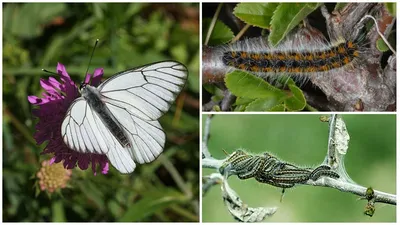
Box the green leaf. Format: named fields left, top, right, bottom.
left=225, top=70, right=285, bottom=99
left=376, top=32, right=395, bottom=53
left=385, top=3, right=396, bottom=16
left=376, top=38, right=389, bottom=52
left=203, top=83, right=216, bottom=95
left=233, top=3, right=279, bottom=28
left=245, top=97, right=283, bottom=111
left=203, top=18, right=234, bottom=46
left=235, top=97, right=255, bottom=106
left=234, top=104, right=247, bottom=112
left=269, top=3, right=321, bottom=46
left=269, top=104, right=285, bottom=111
left=284, top=84, right=306, bottom=111
left=119, top=188, right=186, bottom=222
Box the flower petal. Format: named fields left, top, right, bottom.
left=84, top=73, right=91, bottom=84
left=28, top=96, right=44, bottom=104
left=57, top=63, right=68, bottom=77
left=91, top=68, right=104, bottom=87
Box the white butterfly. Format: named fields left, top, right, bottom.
left=60, top=61, right=188, bottom=173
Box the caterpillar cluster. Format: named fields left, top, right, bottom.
left=220, top=149, right=340, bottom=189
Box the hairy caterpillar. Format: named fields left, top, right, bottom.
left=220, top=149, right=340, bottom=189
left=203, top=7, right=367, bottom=84
left=221, top=35, right=363, bottom=86
left=202, top=3, right=396, bottom=111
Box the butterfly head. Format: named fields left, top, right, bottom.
left=79, top=82, right=88, bottom=91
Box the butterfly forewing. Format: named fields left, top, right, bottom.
left=98, top=61, right=188, bottom=120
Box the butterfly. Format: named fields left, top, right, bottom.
left=60, top=61, right=188, bottom=173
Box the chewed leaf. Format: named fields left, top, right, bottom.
left=233, top=3, right=279, bottom=29
left=225, top=70, right=285, bottom=99
left=203, top=18, right=234, bottom=46
left=269, top=3, right=321, bottom=46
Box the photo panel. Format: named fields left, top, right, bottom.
left=202, top=114, right=396, bottom=222
left=3, top=2, right=199, bottom=222
left=202, top=3, right=396, bottom=112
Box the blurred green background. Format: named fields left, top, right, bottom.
left=3, top=3, right=199, bottom=222
left=202, top=114, right=396, bottom=222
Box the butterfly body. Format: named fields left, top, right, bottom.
left=81, top=84, right=131, bottom=148
left=60, top=61, right=188, bottom=173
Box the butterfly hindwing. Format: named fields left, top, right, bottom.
left=105, top=102, right=166, bottom=164
left=61, top=98, right=136, bottom=173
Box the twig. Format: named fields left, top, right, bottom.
left=202, top=115, right=213, bottom=159
left=305, top=176, right=395, bottom=205
left=202, top=99, right=219, bottom=112
left=231, top=24, right=251, bottom=42
left=220, top=90, right=236, bottom=111
left=204, top=3, right=223, bottom=45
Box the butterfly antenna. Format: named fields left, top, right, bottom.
left=84, top=39, right=99, bottom=81
left=222, top=148, right=229, bottom=156
left=42, top=69, right=59, bottom=76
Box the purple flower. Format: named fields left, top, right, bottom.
left=28, top=63, right=109, bottom=175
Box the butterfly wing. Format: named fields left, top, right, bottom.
left=61, top=97, right=136, bottom=173
left=98, top=61, right=188, bottom=164
left=105, top=103, right=166, bottom=164
left=98, top=61, right=188, bottom=120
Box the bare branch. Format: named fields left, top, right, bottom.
left=305, top=177, right=395, bottom=205
left=220, top=90, right=236, bottom=111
